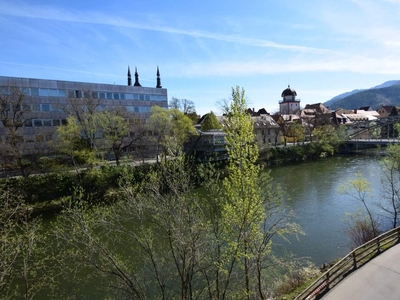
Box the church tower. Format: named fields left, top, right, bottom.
left=134, top=67, right=142, bottom=87
left=279, top=85, right=300, bottom=114
left=156, top=66, right=162, bottom=88
left=127, top=66, right=132, bottom=86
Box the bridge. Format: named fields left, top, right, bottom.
left=347, top=115, right=400, bottom=140
left=295, top=226, right=400, bottom=299
left=344, top=138, right=400, bottom=151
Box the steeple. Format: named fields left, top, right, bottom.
left=134, top=67, right=142, bottom=87
left=127, top=66, right=132, bottom=86
left=156, top=66, right=162, bottom=88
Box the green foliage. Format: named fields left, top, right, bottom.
left=147, top=106, right=198, bottom=160
left=0, top=188, right=55, bottom=299
left=286, top=122, right=304, bottom=143
left=379, top=144, right=400, bottom=228
left=338, top=172, right=380, bottom=238
left=201, top=111, right=222, bottom=132
left=51, top=116, right=96, bottom=168
left=218, top=86, right=301, bottom=299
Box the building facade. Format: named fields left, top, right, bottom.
left=0, top=67, right=168, bottom=159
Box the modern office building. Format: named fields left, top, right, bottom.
left=0, top=67, right=168, bottom=158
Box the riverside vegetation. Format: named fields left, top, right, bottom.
left=4, top=86, right=399, bottom=299
left=0, top=87, right=304, bottom=299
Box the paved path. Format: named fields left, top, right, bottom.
left=322, top=243, right=400, bottom=300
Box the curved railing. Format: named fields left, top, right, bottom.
left=295, top=226, right=400, bottom=300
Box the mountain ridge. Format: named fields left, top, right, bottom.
left=323, top=80, right=400, bottom=110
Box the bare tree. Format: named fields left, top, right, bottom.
left=0, top=85, right=41, bottom=177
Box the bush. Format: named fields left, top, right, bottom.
left=344, top=213, right=381, bottom=249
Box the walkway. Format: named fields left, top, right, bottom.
left=322, top=243, right=400, bottom=299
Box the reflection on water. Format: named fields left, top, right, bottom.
left=268, top=155, right=387, bottom=266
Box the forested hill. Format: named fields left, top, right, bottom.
left=324, top=82, right=400, bottom=110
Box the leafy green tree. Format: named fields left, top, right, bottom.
left=338, top=172, right=380, bottom=241
left=312, top=124, right=345, bottom=156
left=169, top=97, right=198, bottom=123
left=201, top=111, right=222, bottom=132
left=147, top=106, right=197, bottom=162
left=97, top=111, right=130, bottom=165
left=286, top=122, right=304, bottom=144
left=50, top=116, right=96, bottom=171
left=217, top=86, right=300, bottom=299
left=379, top=144, right=400, bottom=228
left=0, top=186, right=54, bottom=299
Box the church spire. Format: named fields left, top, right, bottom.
left=127, top=66, right=132, bottom=86
left=134, top=67, right=142, bottom=87
left=156, top=66, right=162, bottom=88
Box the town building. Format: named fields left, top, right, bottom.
left=0, top=67, right=168, bottom=159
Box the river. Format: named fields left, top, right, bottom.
left=269, top=154, right=389, bottom=266
left=34, top=153, right=389, bottom=298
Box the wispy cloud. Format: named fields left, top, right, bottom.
left=0, top=1, right=340, bottom=56
left=0, top=61, right=124, bottom=79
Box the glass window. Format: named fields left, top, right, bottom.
left=24, top=119, right=32, bottom=127
left=34, top=119, right=42, bottom=127
left=84, top=91, right=91, bottom=99
left=30, top=88, right=39, bottom=96
left=139, top=107, right=150, bottom=113
left=99, top=92, right=106, bottom=99
left=125, top=93, right=133, bottom=100
left=145, top=95, right=150, bottom=101
left=92, top=91, right=98, bottom=99
left=41, top=104, right=51, bottom=112
left=75, top=90, right=82, bottom=98
left=120, top=93, right=126, bottom=100
left=32, top=104, right=40, bottom=112
left=133, top=94, right=139, bottom=100
left=96, top=104, right=106, bottom=111
left=139, top=94, right=145, bottom=101
left=58, top=90, right=67, bottom=97
left=43, top=119, right=52, bottom=126
left=113, top=93, right=120, bottom=100
left=126, top=106, right=135, bottom=112
left=1, top=87, right=9, bottom=95
left=61, top=119, right=67, bottom=125
left=134, top=107, right=139, bottom=113
left=53, top=119, right=61, bottom=126
left=48, top=89, right=58, bottom=97
left=39, top=88, right=48, bottom=96
left=22, top=88, right=30, bottom=96
left=51, top=105, right=61, bottom=112
left=106, top=92, right=113, bottom=100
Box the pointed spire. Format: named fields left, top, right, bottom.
left=134, top=67, right=142, bottom=87
left=156, top=66, right=162, bottom=88
left=127, top=66, right=132, bottom=86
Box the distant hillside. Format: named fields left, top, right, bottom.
left=324, top=81, right=400, bottom=110
left=324, top=89, right=365, bottom=108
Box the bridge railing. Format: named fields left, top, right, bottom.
left=295, top=226, right=400, bottom=300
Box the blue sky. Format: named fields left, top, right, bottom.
left=1, top=0, right=400, bottom=115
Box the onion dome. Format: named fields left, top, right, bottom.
left=281, top=85, right=297, bottom=97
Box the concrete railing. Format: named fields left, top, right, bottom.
left=295, top=226, right=400, bottom=300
